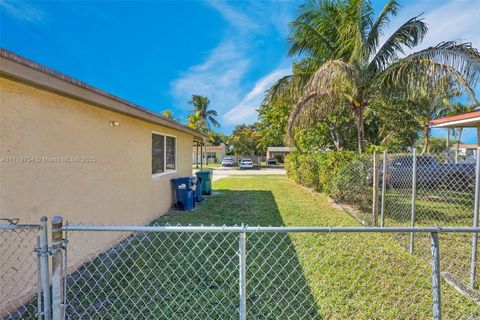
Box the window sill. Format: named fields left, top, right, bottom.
left=152, top=170, right=177, bottom=180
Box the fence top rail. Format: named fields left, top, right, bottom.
left=62, top=225, right=480, bottom=234
left=0, top=223, right=40, bottom=230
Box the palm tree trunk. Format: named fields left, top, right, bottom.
left=446, top=128, right=451, bottom=150
left=421, top=125, right=430, bottom=154
left=456, top=128, right=463, bottom=153
left=353, top=106, right=365, bottom=153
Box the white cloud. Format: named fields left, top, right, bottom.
left=171, top=41, right=251, bottom=114
left=205, top=0, right=259, bottom=32
left=0, top=0, right=46, bottom=24
left=223, top=67, right=291, bottom=124
left=380, top=0, right=480, bottom=55
left=170, top=1, right=295, bottom=132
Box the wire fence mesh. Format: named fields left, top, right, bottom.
left=0, top=225, right=40, bottom=320
left=382, top=151, right=476, bottom=227
left=60, top=225, right=478, bottom=319
left=325, top=149, right=479, bottom=300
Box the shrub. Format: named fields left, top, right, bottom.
left=285, top=151, right=373, bottom=211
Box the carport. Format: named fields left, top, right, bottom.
left=429, top=110, right=480, bottom=159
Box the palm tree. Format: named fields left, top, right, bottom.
left=188, top=95, right=220, bottom=131
left=275, top=0, right=480, bottom=153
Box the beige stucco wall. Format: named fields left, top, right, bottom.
left=0, top=77, right=194, bottom=314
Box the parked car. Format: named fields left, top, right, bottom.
left=239, top=158, right=254, bottom=170
left=387, top=155, right=475, bottom=190
left=221, top=156, right=235, bottom=167
left=266, top=158, right=277, bottom=165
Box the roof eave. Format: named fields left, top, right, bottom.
left=0, top=49, right=209, bottom=140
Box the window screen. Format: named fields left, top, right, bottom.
left=152, top=134, right=165, bottom=174
left=166, top=136, right=176, bottom=170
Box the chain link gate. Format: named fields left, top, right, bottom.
left=0, top=217, right=66, bottom=320
left=3, top=218, right=480, bottom=319
left=59, top=223, right=480, bottom=319
left=0, top=220, right=41, bottom=319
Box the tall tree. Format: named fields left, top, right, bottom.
left=228, top=124, right=262, bottom=155
left=188, top=95, right=220, bottom=131
left=274, top=0, right=480, bottom=153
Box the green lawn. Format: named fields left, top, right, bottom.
left=193, top=163, right=222, bottom=170
left=63, top=175, right=476, bottom=319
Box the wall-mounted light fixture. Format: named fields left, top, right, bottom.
left=110, top=121, right=120, bottom=127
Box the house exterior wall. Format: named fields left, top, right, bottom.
left=192, top=147, right=226, bottom=164
left=0, top=77, right=194, bottom=312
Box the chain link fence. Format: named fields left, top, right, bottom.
left=0, top=223, right=41, bottom=320
left=58, top=224, right=479, bottom=319
left=2, top=219, right=480, bottom=319
left=380, top=150, right=477, bottom=227
left=328, top=149, right=479, bottom=297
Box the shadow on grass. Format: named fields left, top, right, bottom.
left=60, top=190, right=322, bottom=319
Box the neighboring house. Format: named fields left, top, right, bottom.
left=429, top=110, right=480, bottom=146
left=448, top=144, right=478, bottom=157
left=429, top=110, right=479, bottom=162
left=0, top=49, right=207, bottom=311
left=266, top=146, right=294, bottom=163
left=193, top=144, right=227, bottom=164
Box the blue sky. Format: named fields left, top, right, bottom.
left=1, top=0, right=479, bottom=143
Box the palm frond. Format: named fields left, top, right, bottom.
left=286, top=89, right=348, bottom=143
left=265, top=73, right=311, bottom=104
left=366, top=0, right=400, bottom=54
left=400, top=41, right=480, bottom=86
left=378, top=56, right=478, bottom=104
left=207, top=116, right=221, bottom=129
left=288, top=21, right=337, bottom=57
left=289, top=0, right=345, bottom=59
left=304, top=59, right=357, bottom=94
left=368, top=16, right=427, bottom=73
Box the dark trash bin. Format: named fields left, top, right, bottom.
left=171, top=177, right=196, bottom=211
left=196, top=170, right=213, bottom=195
left=195, top=176, right=204, bottom=202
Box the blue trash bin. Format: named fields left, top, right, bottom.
left=195, top=176, right=204, bottom=202
left=171, top=177, right=196, bottom=211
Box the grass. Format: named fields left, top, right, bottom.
left=61, top=175, right=476, bottom=319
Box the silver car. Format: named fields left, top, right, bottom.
left=239, top=158, right=254, bottom=170
left=221, top=156, right=234, bottom=167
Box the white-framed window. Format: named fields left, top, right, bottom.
left=206, top=152, right=216, bottom=159
left=152, top=132, right=176, bottom=177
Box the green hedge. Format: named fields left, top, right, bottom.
left=286, top=151, right=373, bottom=212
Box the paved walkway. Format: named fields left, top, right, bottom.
left=194, top=166, right=286, bottom=181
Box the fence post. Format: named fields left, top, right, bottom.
left=410, top=149, right=417, bottom=254
left=51, top=216, right=65, bottom=320
left=470, top=147, right=480, bottom=289
left=372, top=151, right=379, bottom=226
left=36, top=236, right=43, bottom=320
left=430, top=232, right=442, bottom=320
left=380, top=151, right=387, bottom=227
left=239, top=228, right=247, bottom=320
left=39, top=217, right=51, bottom=320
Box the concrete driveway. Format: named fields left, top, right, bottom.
left=194, top=166, right=286, bottom=181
